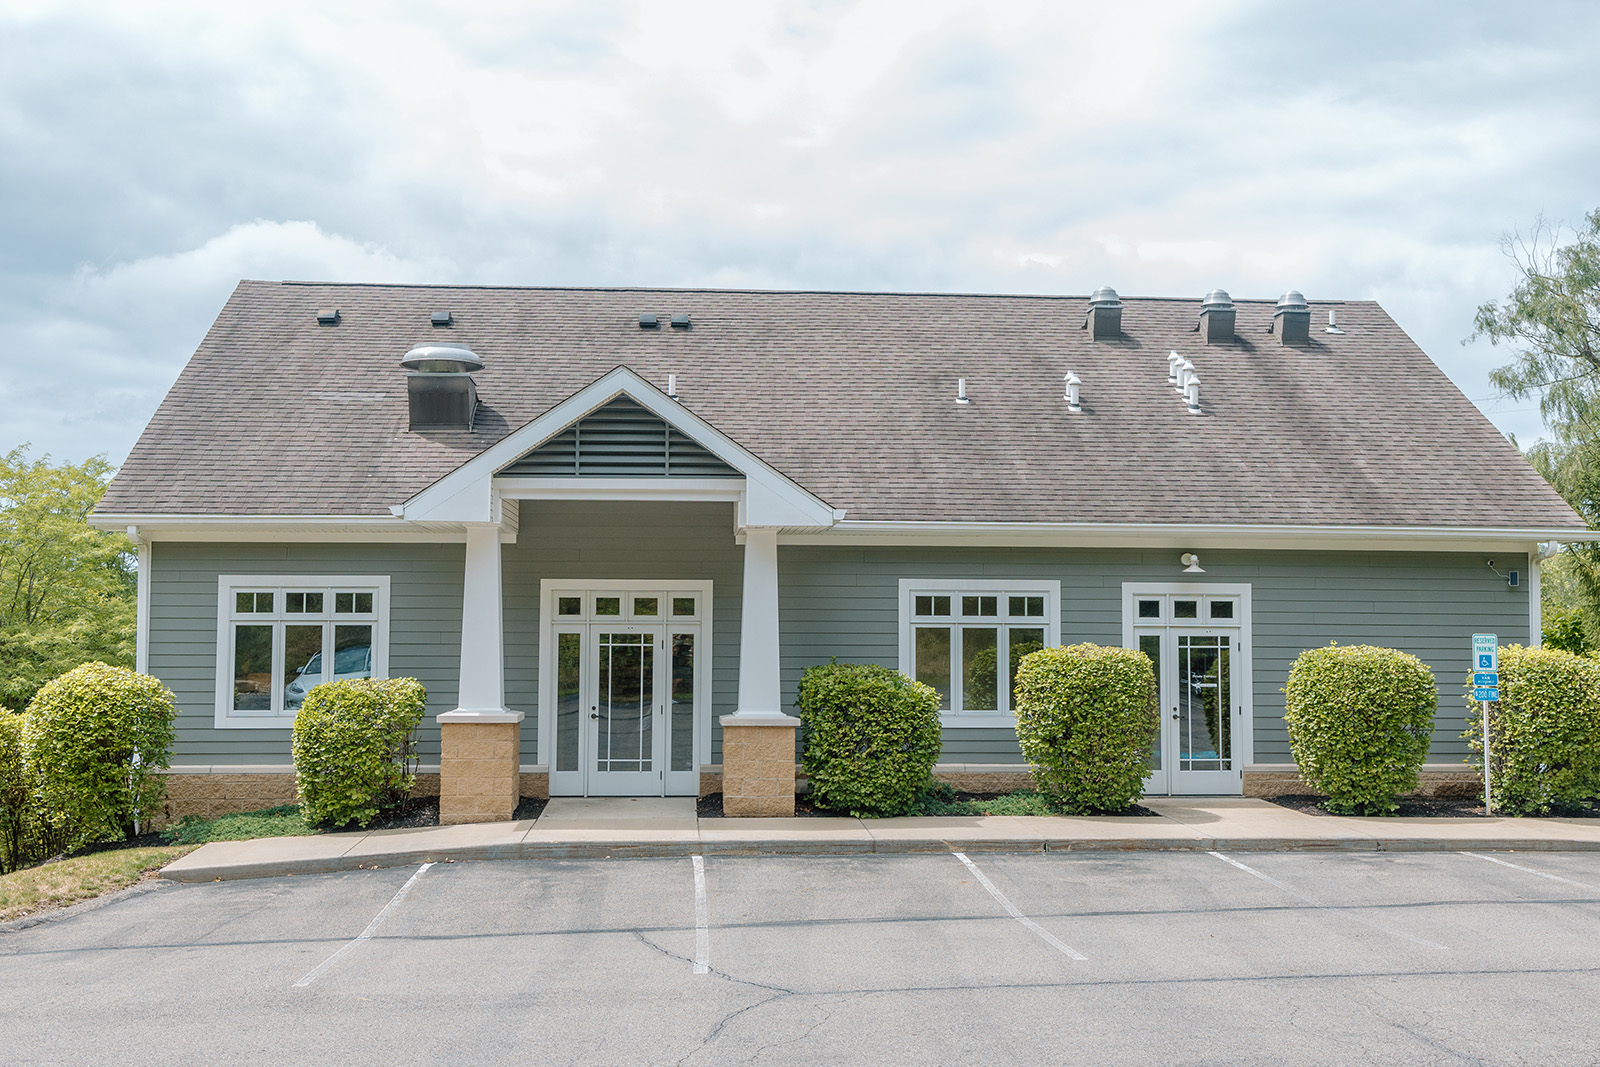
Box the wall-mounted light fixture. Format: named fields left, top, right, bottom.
left=1181, top=552, right=1205, bottom=574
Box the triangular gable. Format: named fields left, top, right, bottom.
left=401, top=366, right=841, bottom=527
left=499, top=395, right=741, bottom=478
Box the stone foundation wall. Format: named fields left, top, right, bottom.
left=1243, top=765, right=1482, bottom=799
left=156, top=772, right=299, bottom=827
left=721, top=722, right=797, bottom=816
left=934, top=769, right=1035, bottom=793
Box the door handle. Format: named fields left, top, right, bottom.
left=590, top=713, right=599, bottom=720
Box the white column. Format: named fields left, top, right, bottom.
left=729, top=526, right=794, bottom=721
left=442, top=522, right=521, bottom=722
left=129, top=526, right=150, bottom=676
left=1529, top=546, right=1543, bottom=648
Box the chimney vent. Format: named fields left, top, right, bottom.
left=1085, top=286, right=1123, bottom=340
left=431, top=310, right=453, bottom=327
left=1273, top=290, right=1311, bottom=346
left=1198, top=289, right=1235, bottom=344
left=316, top=308, right=340, bottom=326
left=401, top=343, right=482, bottom=433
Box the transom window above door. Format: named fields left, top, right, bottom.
left=898, top=579, right=1060, bottom=723
left=553, top=590, right=702, bottom=622
left=1134, top=592, right=1240, bottom=624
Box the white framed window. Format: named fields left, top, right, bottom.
left=897, top=578, right=1060, bottom=725
left=214, top=576, right=391, bottom=728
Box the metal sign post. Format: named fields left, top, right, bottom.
left=1472, top=633, right=1498, bottom=815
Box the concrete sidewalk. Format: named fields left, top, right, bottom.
left=158, top=797, right=1600, bottom=882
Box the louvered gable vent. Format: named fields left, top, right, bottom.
left=499, top=396, right=741, bottom=477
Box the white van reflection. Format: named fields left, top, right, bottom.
left=285, top=644, right=373, bottom=710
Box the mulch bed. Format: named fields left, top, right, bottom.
left=358, top=794, right=549, bottom=831
left=697, top=791, right=1161, bottom=818
left=1267, top=793, right=1600, bottom=818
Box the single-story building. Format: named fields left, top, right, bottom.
left=91, top=281, right=1588, bottom=821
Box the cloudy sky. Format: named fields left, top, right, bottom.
left=3, top=0, right=1597, bottom=466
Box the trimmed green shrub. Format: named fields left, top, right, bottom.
left=1283, top=644, right=1436, bottom=815
left=798, top=663, right=942, bottom=816
left=964, top=638, right=1046, bottom=711
left=292, top=677, right=426, bottom=828
left=1013, top=643, right=1158, bottom=814
left=23, top=662, right=176, bottom=844
left=1462, top=644, right=1600, bottom=816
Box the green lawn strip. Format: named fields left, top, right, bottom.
left=0, top=846, right=195, bottom=923
left=162, top=804, right=315, bottom=844
left=914, top=789, right=1063, bottom=817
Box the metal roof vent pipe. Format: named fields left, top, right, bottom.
left=1167, top=350, right=1184, bottom=385
left=400, top=342, right=483, bottom=433
left=1084, top=286, right=1123, bottom=340
left=1185, top=375, right=1202, bottom=415
left=1272, top=290, right=1312, bottom=346
left=1177, top=359, right=1196, bottom=393
left=1064, top=372, right=1082, bottom=413
left=1198, top=289, right=1235, bottom=344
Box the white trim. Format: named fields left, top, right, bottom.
left=1528, top=546, right=1542, bottom=648
left=896, top=578, right=1061, bottom=728
left=1122, top=582, right=1253, bottom=795
left=450, top=524, right=509, bottom=717
left=212, top=575, right=392, bottom=730
left=91, top=513, right=475, bottom=544
left=783, top=521, right=1593, bottom=551
left=130, top=527, right=151, bottom=676
left=438, top=710, right=524, bottom=724
left=403, top=367, right=840, bottom=528
left=537, top=579, right=714, bottom=795
left=733, top=527, right=784, bottom=717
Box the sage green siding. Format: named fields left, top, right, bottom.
left=779, top=546, right=1533, bottom=766
left=148, top=541, right=465, bottom=766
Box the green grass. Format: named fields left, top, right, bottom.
left=0, top=846, right=194, bottom=923
left=162, top=804, right=315, bottom=845
left=914, top=787, right=1065, bottom=816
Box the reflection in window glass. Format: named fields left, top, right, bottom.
left=1138, top=599, right=1161, bottom=619
left=1210, top=601, right=1234, bottom=620
left=334, top=626, right=372, bottom=676
left=595, top=596, right=621, bottom=616
left=1009, top=628, right=1045, bottom=710
left=1008, top=596, right=1045, bottom=618
left=1174, top=600, right=1199, bottom=619
left=962, top=628, right=999, bottom=711
left=233, top=625, right=273, bottom=711
left=556, top=632, right=580, bottom=773
left=557, top=596, right=582, bottom=616
left=334, top=592, right=372, bottom=614
left=962, top=595, right=998, bottom=617
left=286, top=592, right=324, bottom=614
left=236, top=592, right=273, bottom=614
left=915, top=595, right=953, bottom=617
left=283, top=625, right=322, bottom=709
left=915, top=627, right=952, bottom=711
left=634, top=597, right=659, bottom=617
left=672, top=634, right=694, bottom=772
left=672, top=597, right=696, bottom=617
left=1139, top=634, right=1161, bottom=771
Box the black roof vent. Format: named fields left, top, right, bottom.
left=431, top=310, right=453, bottom=327
left=316, top=308, right=340, bottom=326
left=670, top=313, right=691, bottom=329
left=639, top=313, right=659, bottom=329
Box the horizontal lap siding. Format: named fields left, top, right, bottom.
left=779, top=546, right=1531, bottom=768
left=503, top=501, right=743, bottom=764
left=149, top=542, right=465, bottom=766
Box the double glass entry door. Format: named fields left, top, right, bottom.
left=551, top=624, right=700, bottom=796
left=1137, top=630, right=1243, bottom=794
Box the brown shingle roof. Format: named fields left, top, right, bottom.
left=96, top=280, right=1581, bottom=528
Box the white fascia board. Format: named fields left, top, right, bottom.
left=402, top=366, right=839, bottom=528
left=88, top=513, right=464, bottom=543
left=779, top=520, right=1596, bottom=552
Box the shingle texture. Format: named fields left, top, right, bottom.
left=97, top=280, right=1582, bottom=528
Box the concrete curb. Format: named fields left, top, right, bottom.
left=158, top=832, right=1600, bottom=882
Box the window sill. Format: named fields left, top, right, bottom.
left=938, top=713, right=1017, bottom=729
left=213, top=713, right=298, bottom=730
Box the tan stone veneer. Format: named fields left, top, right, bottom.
left=1242, top=764, right=1483, bottom=799
left=720, top=716, right=799, bottom=816
left=439, top=720, right=521, bottom=825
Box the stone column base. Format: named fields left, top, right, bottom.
left=439, top=715, right=522, bottom=825
left=719, top=714, right=799, bottom=816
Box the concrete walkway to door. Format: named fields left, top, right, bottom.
left=158, top=796, right=1600, bottom=882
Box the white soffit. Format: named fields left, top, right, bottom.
left=402, top=366, right=840, bottom=528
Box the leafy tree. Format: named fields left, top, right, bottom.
left=1473, top=209, right=1600, bottom=642
left=0, top=447, right=135, bottom=710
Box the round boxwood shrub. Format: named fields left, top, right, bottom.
left=1013, top=643, right=1158, bottom=814
left=1283, top=644, right=1436, bottom=815
left=797, top=663, right=941, bottom=816
left=0, top=709, right=47, bottom=873
left=1462, top=644, right=1600, bottom=816
left=292, top=677, right=427, bottom=829
left=23, top=662, right=177, bottom=844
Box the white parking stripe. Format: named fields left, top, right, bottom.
left=953, top=852, right=1087, bottom=961
left=294, top=863, right=434, bottom=988
left=1461, top=851, right=1599, bottom=891
left=691, top=855, right=710, bottom=975
left=1208, top=852, right=1447, bottom=951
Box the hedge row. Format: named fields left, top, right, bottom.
left=1464, top=645, right=1600, bottom=815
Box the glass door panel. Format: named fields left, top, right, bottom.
left=1170, top=633, right=1241, bottom=794
left=554, top=631, right=582, bottom=775
left=587, top=629, right=664, bottom=795
left=1137, top=632, right=1165, bottom=792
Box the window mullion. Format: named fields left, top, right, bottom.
left=272, top=621, right=285, bottom=716
left=951, top=624, right=962, bottom=714
left=999, top=625, right=1009, bottom=716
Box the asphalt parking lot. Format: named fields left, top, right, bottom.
left=4, top=850, right=1600, bottom=1066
